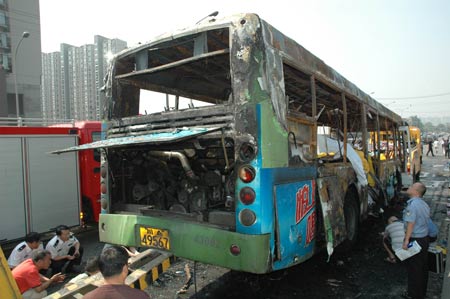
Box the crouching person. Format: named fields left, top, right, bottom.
left=45, top=224, right=83, bottom=274
left=12, top=250, right=65, bottom=299
left=383, top=216, right=405, bottom=264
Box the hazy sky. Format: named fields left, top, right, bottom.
left=38, top=0, right=450, bottom=119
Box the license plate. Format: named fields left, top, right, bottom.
left=139, top=226, right=170, bottom=250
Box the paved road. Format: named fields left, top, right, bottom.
left=420, top=152, right=450, bottom=298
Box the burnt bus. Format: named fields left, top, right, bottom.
left=55, top=13, right=406, bottom=273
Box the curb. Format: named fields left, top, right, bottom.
left=128, top=253, right=176, bottom=290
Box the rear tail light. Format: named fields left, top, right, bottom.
left=101, top=183, right=107, bottom=194
left=239, top=142, right=256, bottom=162
left=239, top=187, right=256, bottom=205
left=239, top=165, right=255, bottom=183
left=239, top=209, right=256, bottom=226
left=230, top=244, right=241, bottom=256
left=100, top=166, right=107, bottom=178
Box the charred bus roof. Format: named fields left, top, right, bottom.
left=105, top=13, right=401, bottom=127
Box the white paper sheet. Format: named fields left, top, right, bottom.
left=395, top=241, right=422, bottom=261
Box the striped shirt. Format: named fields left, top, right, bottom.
left=385, top=221, right=405, bottom=251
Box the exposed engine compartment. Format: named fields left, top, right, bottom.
left=107, top=136, right=236, bottom=227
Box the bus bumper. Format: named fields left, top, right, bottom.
left=99, top=214, right=271, bottom=274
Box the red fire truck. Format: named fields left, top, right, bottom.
left=0, top=121, right=101, bottom=243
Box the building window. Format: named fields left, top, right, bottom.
left=0, top=11, right=6, bottom=27
left=0, top=32, right=7, bottom=48
left=0, top=53, right=10, bottom=70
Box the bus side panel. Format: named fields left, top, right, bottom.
left=317, top=176, right=347, bottom=252
left=272, top=180, right=316, bottom=271
left=258, top=101, right=288, bottom=168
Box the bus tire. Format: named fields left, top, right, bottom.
left=343, top=189, right=359, bottom=247
left=395, top=169, right=402, bottom=192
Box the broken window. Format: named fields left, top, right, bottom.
left=110, top=28, right=231, bottom=118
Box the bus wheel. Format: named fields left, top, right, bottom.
left=343, top=190, right=359, bottom=246
left=395, top=169, right=402, bottom=192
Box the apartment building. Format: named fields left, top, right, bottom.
left=0, top=0, right=42, bottom=118
left=41, top=36, right=127, bottom=121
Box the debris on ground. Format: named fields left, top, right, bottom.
left=176, top=263, right=193, bottom=294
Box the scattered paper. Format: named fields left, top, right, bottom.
left=395, top=241, right=422, bottom=261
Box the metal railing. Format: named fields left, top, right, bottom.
left=0, top=117, right=77, bottom=127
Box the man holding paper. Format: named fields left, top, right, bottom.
left=402, top=182, right=431, bottom=299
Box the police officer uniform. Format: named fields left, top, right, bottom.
left=403, top=196, right=430, bottom=299
left=7, top=241, right=44, bottom=268
left=45, top=234, right=83, bottom=274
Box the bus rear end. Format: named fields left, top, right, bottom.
left=96, top=14, right=275, bottom=273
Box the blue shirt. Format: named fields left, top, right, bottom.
left=428, top=218, right=438, bottom=238
left=403, top=197, right=430, bottom=238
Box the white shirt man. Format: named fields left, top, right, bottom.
left=45, top=233, right=80, bottom=259
left=45, top=225, right=83, bottom=274
left=8, top=232, right=43, bottom=269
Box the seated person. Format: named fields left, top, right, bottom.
left=45, top=225, right=83, bottom=274
left=8, top=232, right=43, bottom=269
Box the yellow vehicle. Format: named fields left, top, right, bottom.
left=407, top=126, right=422, bottom=181
left=0, top=247, right=21, bottom=299
left=396, top=125, right=421, bottom=183
left=409, top=126, right=422, bottom=161
left=368, top=124, right=421, bottom=185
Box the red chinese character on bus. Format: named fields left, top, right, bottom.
left=306, top=212, right=316, bottom=244
left=295, top=182, right=315, bottom=224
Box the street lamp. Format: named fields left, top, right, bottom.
left=13, top=31, right=30, bottom=124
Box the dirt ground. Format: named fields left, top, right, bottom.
left=145, top=215, right=443, bottom=299
left=144, top=153, right=449, bottom=299
left=42, top=213, right=444, bottom=299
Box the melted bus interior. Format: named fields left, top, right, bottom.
left=284, top=63, right=402, bottom=165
